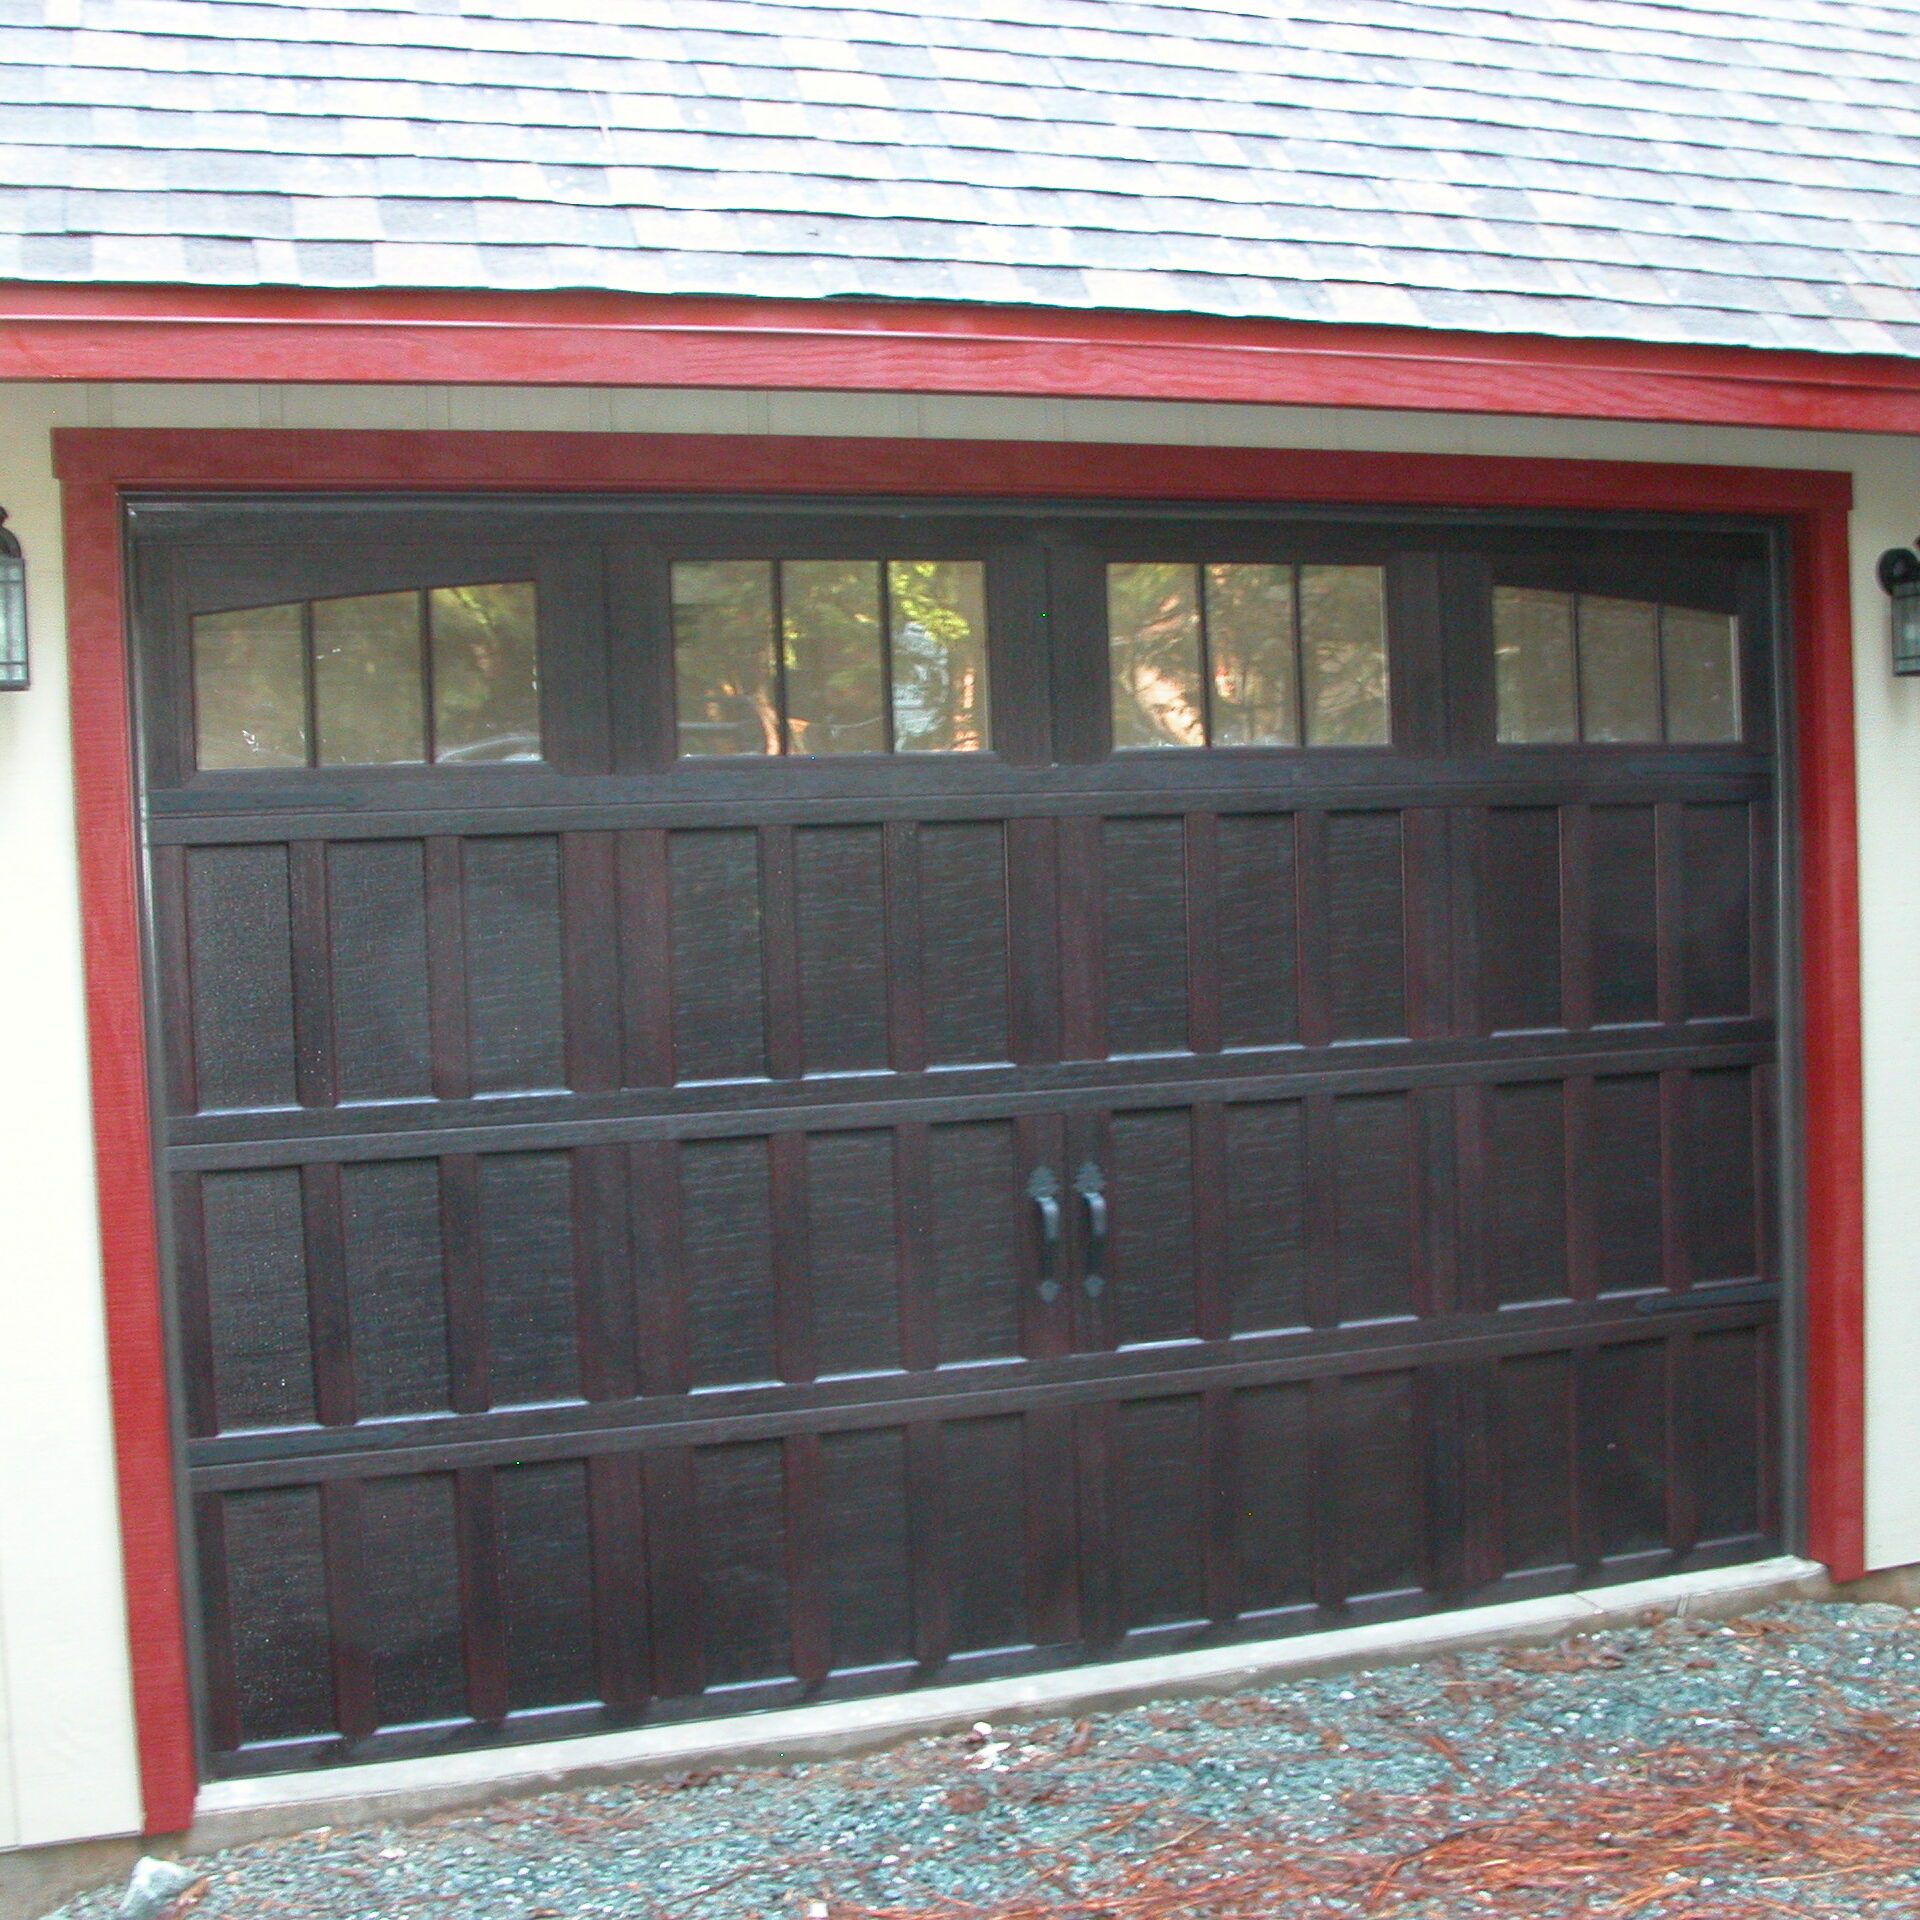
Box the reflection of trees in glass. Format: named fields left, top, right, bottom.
left=889, top=560, right=988, bottom=751
left=192, top=604, right=308, bottom=768
left=191, top=583, right=545, bottom=770
left=1301, top=566, right=1389, bottom=746
left=430, top=583, right=540, bottom=762
left=314, top=591, right=424, bottom=766
left=1205, top=564, right=1297, bottom=746
left=673, top=561, right=779, bottom=756
left=783, top=561, right=885, bottom=755
left=1108, top=563, right=1205, bottom=748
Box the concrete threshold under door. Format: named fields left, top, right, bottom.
left=189, top=1555, right=1829, bottom=1852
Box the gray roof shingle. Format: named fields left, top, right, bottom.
left=2, top=0, right=1920, bottom=354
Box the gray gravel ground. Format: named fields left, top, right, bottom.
left=49, top=1600, right=1920, bottom=1920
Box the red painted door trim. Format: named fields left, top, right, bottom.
left=9, top=282, right=1920, bottom=434
left=54, top=427, right=1864, bottom=1836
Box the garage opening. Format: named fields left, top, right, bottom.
left=129, top=495, right=1784, bottom=1778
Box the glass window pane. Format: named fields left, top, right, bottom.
left=193, top=602, right=307, bottom=769
left=312, top=591, right=425, bottom=767
left=1109, top=562, right=1205, bottom=748
left=673, top=561, right=778, bottom=757
left=430, top=582, right=540, bottom=764
left=1579, top=596, right=1661, bottom=743
left=782, top=560, right=886, bottom=755
left=1206, top=563, right=1297, bottom=746
left=1300, top=564, right=1389, bottom=746
left=1494, top=587, right=1578, bottom=743
left=888, top=560, right=990, bottom=752
left=1661, top=606, right=1741, bottom=743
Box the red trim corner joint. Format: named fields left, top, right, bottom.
left=52, top=425, right=1866, bottom=1839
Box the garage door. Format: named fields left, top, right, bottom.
left=131, top=496, right=1783, bottom=1777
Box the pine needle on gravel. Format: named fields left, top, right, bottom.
left=839, top=1716, right=1920, bottom=1920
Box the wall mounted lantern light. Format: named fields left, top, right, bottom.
left=1879, top=539, right=1920, bottom=677
left=0, top=509, right=26, bottom=692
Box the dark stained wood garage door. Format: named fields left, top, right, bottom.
left=130, top=495, right=1784, bottom=1778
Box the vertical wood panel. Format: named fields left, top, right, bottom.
left=760, top=826, right=804, bottom=1080
left=288, top=840, right=338, bottom=1109
left=883, top=820, right=928, bottom=1074
left=561, top=832, right=622, bottom=1093
left=455, top=1466, right=507, bottom=1725
left=300, top=1161, right=355, bottom=1426
left=1185, top=812, right=1222, bottom=1055
left=424, top=836, right=472, bottom=1102
left=616, top=829, right=674, bottom=1088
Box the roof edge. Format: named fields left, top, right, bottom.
left=7, top=283, right=1920, bottom=437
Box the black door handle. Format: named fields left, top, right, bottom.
left=1075, top=1160, right=1108, bottom=1299
left=1027, top=1166, right=1063, bottom=1303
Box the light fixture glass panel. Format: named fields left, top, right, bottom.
left=782, top=560, right=886, bottom=755
left=1494, top=587, right=1579, bottom=743
left=673, top=560, right=778, bottom=757
left=1108, top=562, right=1205, bottom=748
left=887, top=560, right=990, bottom=752
left=193, top=602, right=308, bottom=769
left=313, top=590, right=426, bottom=766
left=1300, top=564, right=1389, bottom=746
left=1205, top=563, right=1298, bottom=746
left=1578, top=595, right=1661, bottom=743
left=1660, top=606, right=1741, bottom=744
left=430, top=582, right=541, bottom=763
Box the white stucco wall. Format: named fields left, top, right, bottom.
left=1, top=376, right=1916, bottom=1850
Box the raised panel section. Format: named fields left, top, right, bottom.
left=1116, top=1397, right=1205, bottom=1631
left=1497, top=1353, right=1573, bottom=1574
left=1591, top=1075, right=1663, bottom=1295
left=497, top=1461, right=598, bottom=1713
left=681, top=1138, right=779, bottom=1388
left=694, top=1441, right=791, bottom=1690
left=821, top=1428, right=913, bottom=1671
left=796, top=826, right=889, bottom=1075
left=945, top=1415, right=1029, bottom=1653
left=1104, top=817, right=1189, bottom=1057
left=220, top=1486, right=334, bottom=1747
left=1218, top=814, right=1298, bottom=1049
left=1588, top=1341, right=1669, bottom=1558
left=1337, top=1372, right=1423, bottom=1600
left=1486, top=1082, right=1568, bottom=1306
left=920, top=823, right=1010, bottom=1066
left=1483, top=808, right=1561, bottom=1031
left=1589, top=807, right=1658, bottom=1025
left=1689, top=1067, right=1758, bottom=1283
left=327, top=840, right=432, bottom=1103
left=927, top=1121, right=1023, bottom=1365
left=1108, top=1108, right=1197, bottom=1346
left=1682, top=803, right=1751, bottom=1019
left=1325, top=812, right=1405, bottom=1040
left=203, top=1168, right=313, bottom=1431
left=478, top=1152, right=580, bottom=1407
left=808, top=1130, right=901, bottom=1377
left=1694, top=1327, right=1765, bottom=1544
left=1224, top=1100, right=1307, bottom=1333
left=187, top=844, right=297, bottom=1111
left=362, top=1474, right=466, bottom=1729
left=671, top=830, right=765, bottom=1082
left=1234, top=1383, right=1313, bottom=1616
left=463, top=836, right=566, bottom=1095
left=1333, top=1094, right=1413, bottom=1323
left=341, top=1159, right=448, bottom=1419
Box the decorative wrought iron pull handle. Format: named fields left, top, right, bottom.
left=1027, top=1166, right=1063, bottom=1303
left=1075, top=1160, right=1108, bottom=1299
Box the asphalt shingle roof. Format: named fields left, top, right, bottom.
left=3, top=0, right=1920, bottom=355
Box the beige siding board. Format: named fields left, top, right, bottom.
left=0, top=387, right=142, bottom=1850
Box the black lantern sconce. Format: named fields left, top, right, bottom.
left=0, top=508, right=25, bottom=692
left=1879, top=539, right=1920, bottom=677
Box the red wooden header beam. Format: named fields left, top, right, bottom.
left=9, top=283, right=1920, bottom=434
